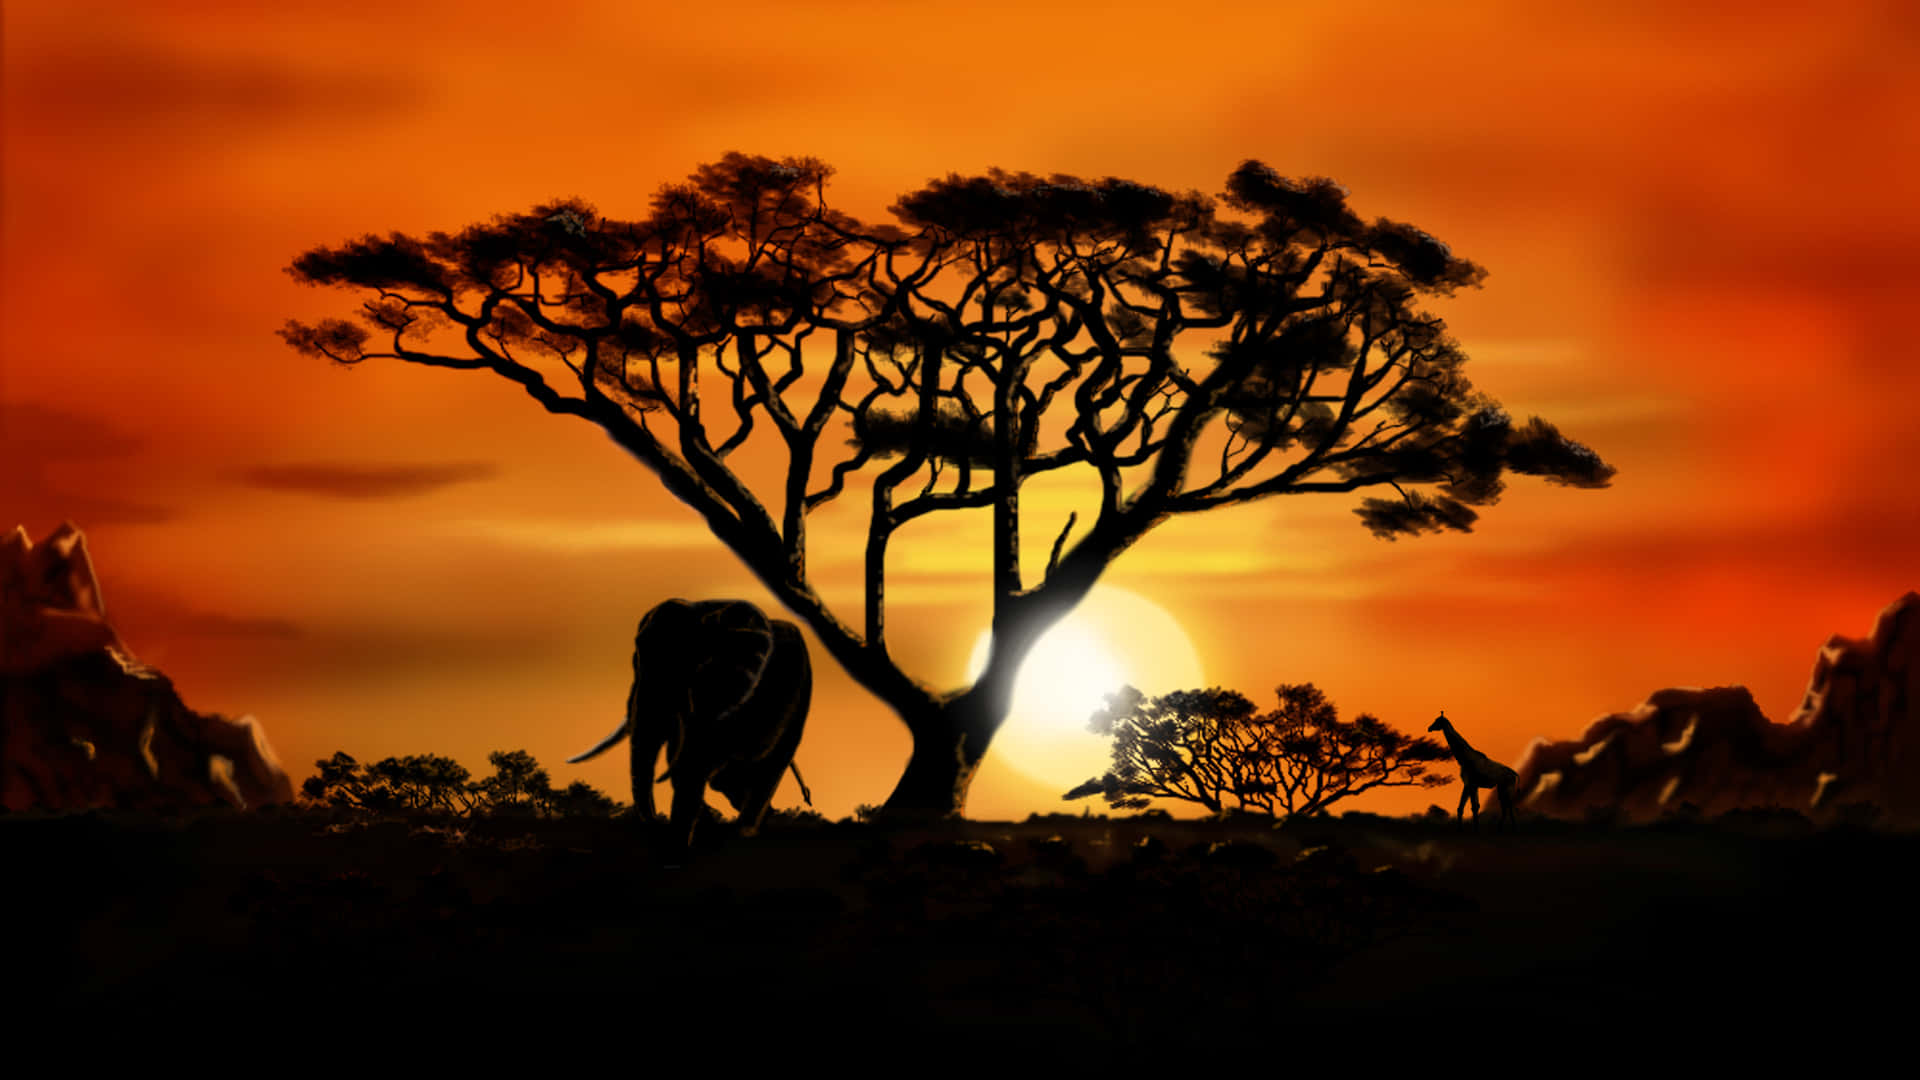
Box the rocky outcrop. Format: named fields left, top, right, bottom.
left=0, top=522, right=294, bottom=811
left=1512, top=591, right=1920, bottom=824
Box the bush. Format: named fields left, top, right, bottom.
left=1025, top=810, right=1107, bottom=825
left=761, top=807, right=832, bottom=828
left=1066, top=682, right=1449, bottom=821
left=299, top=748, right=619, bottom=819
left=547, top=780, right=620, bottom=818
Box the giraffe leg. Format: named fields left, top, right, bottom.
left=1468, top=786, right=1481, bottom=829
left=1456, top=786, right=1471, bottom=827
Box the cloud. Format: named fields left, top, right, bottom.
left=167, top=612, right=304, bottom=640
left=2, top=402, right=144, bottom=460
left=1477, top=499, right=1920, bottom=595
left=443, top=517, right=726, bottom=552
left=22, top=495, right=174, bottom=528
left=7, top=29, right=427, bottom=140
left=288, top=621, right=575, bottom=683
left=238, top=462, right=499, bottom=499
left=1, top=400, right=175, bottom=527
left=89, top=579, right=302, bottom=639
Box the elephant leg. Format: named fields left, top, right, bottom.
left=726, top=772, right=777, bottom=836
left=718, top=757, right=786, bottom=836
left=711, top=751, right=789, bottom=835
left=710, top=761, right=750, bottom=815
left=668, top=773, right=707, bottom=850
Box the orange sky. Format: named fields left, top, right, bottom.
left=5, top=0, right=1917, bottom=821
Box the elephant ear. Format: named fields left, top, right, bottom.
left=685, top=600, right=775, bottom=723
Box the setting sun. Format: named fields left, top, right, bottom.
left=966, top=586, right=1206, bottom=797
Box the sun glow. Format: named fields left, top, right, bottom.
left=966, top=585, right=1206, bottom=798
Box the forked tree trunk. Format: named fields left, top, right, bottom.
left=880, top=693, right=1005, bottom=816
left=745, top=520, right=1116, bottom=819
left=876, top=618, right=1042, bottom=816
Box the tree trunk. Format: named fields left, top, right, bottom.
left=870, top=576, right=1096, bottom=817
left=879, top=687, right=1007, bottom=817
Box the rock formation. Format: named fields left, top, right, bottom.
left=1, top=522, right=294, bottom=811
left=1513, top=591, right=1920, bottom=824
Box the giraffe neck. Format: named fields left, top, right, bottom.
left=1443, top=725, right=1476, bottom=763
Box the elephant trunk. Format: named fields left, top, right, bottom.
left=625, top=675, right=652, bottom=814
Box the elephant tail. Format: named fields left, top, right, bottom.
left=789, top=760, right=813, bottom=806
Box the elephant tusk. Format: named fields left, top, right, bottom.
left=566, top=719, right=631, bottom=764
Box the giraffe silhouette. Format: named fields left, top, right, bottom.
left=1429, top=711, right=1518, bottom=829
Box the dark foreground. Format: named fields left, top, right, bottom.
left=7, top=808, right=1915, bottom=1056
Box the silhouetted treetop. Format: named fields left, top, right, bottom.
left=889, top=169, right=1198, bottom=252
left=287, top=231, right=453, bottom=294
left=1221, top=162, right=1485, bottom=293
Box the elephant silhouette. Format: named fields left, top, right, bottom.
left=568, top=598, right=812, bottom=849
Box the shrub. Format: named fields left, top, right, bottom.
left=1066, top=683, right=1449, bottom=821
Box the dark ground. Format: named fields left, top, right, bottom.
left=6, top=807, right=1914, bottom=1059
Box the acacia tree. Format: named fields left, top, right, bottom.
left=1066, top=683, right=1449, bottom=818
left=472, top=749, right=554, bottom=816
left=301, top=751, right=376, bottom=810
left=1064, top=687, right=1265, bottom=815
left=1258, top=683, right=1451, bottom=816
left=282, top=153, right=1614, bottom=817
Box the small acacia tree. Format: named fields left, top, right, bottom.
left=471, top=749, right=553, bottom=816
left=284, top=153, right=1613, bottom=817
left=1066, top=683, right=1449, bottom=818
left=301, top=751, right=375, bottom=810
